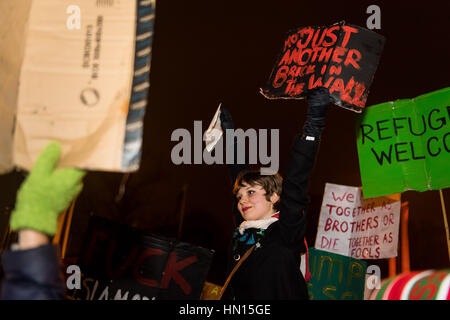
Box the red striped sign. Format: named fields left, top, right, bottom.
left=370, top=269, right=450, bottom=300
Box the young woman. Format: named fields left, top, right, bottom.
left=220, top=87, right=330, bottom=299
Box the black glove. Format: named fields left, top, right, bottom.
left=219, top=107, right=235, bottom=131
left=302, top=87, right=330, bottom=139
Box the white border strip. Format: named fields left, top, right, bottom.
left=436, top=273, right=450, bottom=300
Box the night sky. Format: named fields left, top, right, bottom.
left=1, top=0, right=449, bottom=284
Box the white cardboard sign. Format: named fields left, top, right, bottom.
left=315, top=183, right=401, bottom=259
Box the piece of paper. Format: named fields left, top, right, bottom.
left=204, top=103, right=223, bottom=152
left=315, top=183, right=401, bottom=259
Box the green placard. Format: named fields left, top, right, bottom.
left=356, top=88, right=450, bottom=198
left=307, top=248, right=367, bottom=300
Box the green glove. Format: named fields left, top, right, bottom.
left=10, top=142, right=85, bottom=236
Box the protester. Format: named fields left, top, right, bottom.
left=0, top=142, right=84, bottom=299
left=219, top=87, right=330, bottom=299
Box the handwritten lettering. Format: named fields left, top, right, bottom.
left=263, top=22, right=384, bottom=111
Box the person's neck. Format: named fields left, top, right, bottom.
left=239, top=211, right=279, bottom=234
left=261, top=210, right=279, bottom=220
left=246, top=211, right=279, bottom=222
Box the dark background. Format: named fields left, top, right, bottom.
left=1, top=0, right=449, bottom=284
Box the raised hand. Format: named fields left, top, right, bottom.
left=302, top=87, right=331, bottom=139
left=10, top=142, right=85, bottom=236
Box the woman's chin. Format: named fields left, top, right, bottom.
left=242, top=213, right=255, bottom=221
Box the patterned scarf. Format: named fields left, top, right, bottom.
left=232, top=212, right=279, bottom=252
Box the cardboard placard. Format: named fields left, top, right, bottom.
left=260, top=22, right=385, bottom=112
left=67, top=216, right=214, bottom=300
left=356, top=87, right=450, bottom=198
left=315, top=183, right=401, bottom=259
left=0, top=0, right=32, bottom=174
left=1, top=0, right=155, bottom=173
left=307, top=248, right=367, bottom=300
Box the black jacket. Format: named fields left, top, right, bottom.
left=0, top=244, right=65, bottom=300
left=227, top=133, right=319, bottom=300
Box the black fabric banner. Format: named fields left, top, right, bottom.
left=66, top=216, right=214, bottom=300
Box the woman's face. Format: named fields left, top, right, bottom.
left=236, top=183, right=279, bottom=221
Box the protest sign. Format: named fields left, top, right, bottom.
left=260, top=21, right=385, bottom=112
left=356, top=87, right=450, bottom=198
left=66, top=215, right=214, bottom=300
left=307, top=248, right=367, bottom=300
left=0, top=0, right=32, bottom=174
left=0, top=0, right=155, bottom=173
left=315, top=183, right=401, bottom=259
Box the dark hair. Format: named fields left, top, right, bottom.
left=233, top=169, right=283, bottom=211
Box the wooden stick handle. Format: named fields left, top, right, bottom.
left=388, top=257, right=397, bottom=277
left=53, top=208, right=68, bottom=245
left=401, top=201, right=410, bottom=273
left=439, top=189, right=450, bottom=264
left=61, top=196, right=78, bottom=259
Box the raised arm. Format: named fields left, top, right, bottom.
left=219, top=108, right=249, bottom=225
left=220, top=107, right=249, bottom=185
left=1, top=142, right=85, bottom=300
left=279, top=87, right=330, bottom=246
